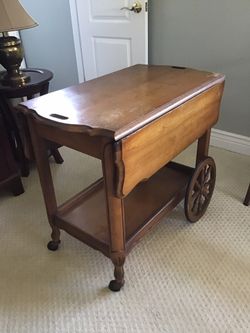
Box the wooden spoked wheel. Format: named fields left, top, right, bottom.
left=185, top=157, right=216, bottom=223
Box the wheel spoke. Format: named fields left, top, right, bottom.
left=204, top=178, right=214, bottom=186
left=204, top=167, right=211, bottom=183
left=198, top=195, right=204, bottom=213
left=204, top=177, right=213, bottom=183
left=205, top=164, right=211, bottom=175
left=201, top=168, right=205, bottom=184
left=192, top=194, right=200, bottom=214
left=203, top=182, right=211, bottom=194
left=191, top=190, right=200, bottom=205
left=203, top=190, right=210, bottom=199
left=194, top=180, right=201, bottom=190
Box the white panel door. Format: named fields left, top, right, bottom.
left=73, top=0, right=148, bottom=81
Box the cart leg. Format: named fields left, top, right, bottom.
left=109, top=252, right=125, bottom=292
left=50, top=148, right=64, bottom=164
left=27, top=116, right=61, bottom=250
left=196, top=129, right=211, bottom=166
left=47, top=231, right=61, bottom=251
left=102, top=143, right=126, bottom=292
left=243, top=184, right=250, bottom=206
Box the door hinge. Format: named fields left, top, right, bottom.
left=145, top=2, right=148, bottom=12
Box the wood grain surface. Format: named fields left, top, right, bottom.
left=18, top=65, right=225, bottom=140
left=117, top=83, right=224, bottom=196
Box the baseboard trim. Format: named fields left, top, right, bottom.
left=211, top=129, right=250, bottom=156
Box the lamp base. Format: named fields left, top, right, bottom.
left=0, top=36, right=30, bottom=87
left=1, top=70, right=30, bottom=87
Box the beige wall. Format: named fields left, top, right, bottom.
left=149, top=0, right=250, bottom=136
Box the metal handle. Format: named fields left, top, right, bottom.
left=120, top=2, right=142, bottom=13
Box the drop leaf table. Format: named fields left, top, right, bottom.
left=18, top=65, right=225, bottom=291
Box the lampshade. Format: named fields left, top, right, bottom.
left=0, top=0, right=38, bottom=32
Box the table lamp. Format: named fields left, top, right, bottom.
left=0, top=0, right=38, bottom=87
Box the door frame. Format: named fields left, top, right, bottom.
left=68, top=0, right=148, bottom=84
left=69, top=0, right=86, bottom=83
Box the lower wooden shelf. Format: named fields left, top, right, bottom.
left=55, top=162, right=193, bottom=257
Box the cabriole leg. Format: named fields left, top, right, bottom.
left=243, top=184, right=250, bottom=206
left=47, top=228, right=61, bottom=251
left=27, top=116, right=61, bottom=251
left=102, top=143, right=126, bottom=292
left=109, top=252, right=125, bottom=292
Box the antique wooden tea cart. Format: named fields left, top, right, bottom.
left=19, top=65, right=225, bottom=291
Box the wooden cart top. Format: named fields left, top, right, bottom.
left=19, top=65, right=225, bottom=140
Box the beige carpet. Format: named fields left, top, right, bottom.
left=0, top=144, right=249, bottom=333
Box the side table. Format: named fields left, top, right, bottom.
left=0, top=111, right=24, bottom=196
left=0, top=68, right=63, bottom=177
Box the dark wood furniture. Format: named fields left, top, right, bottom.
left=18, top=65, right=225, bottom=291
left=0, top=110, right=24, bottom=196
left=243, top=184, right=250, bottom=206
left=0, top=68, right=63, bottom=177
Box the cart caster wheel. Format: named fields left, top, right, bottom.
left=109, top=280, right=124, bottom=292
left=47, top=240, right=61, bottom=251
left=185, top=157, right=216, bottom=223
